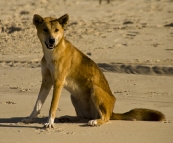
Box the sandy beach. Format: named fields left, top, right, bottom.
left=0, top=0, right=173, bottom=142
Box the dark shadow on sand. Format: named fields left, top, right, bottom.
left=0, top=116, right=89, bottom=128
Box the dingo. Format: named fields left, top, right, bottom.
left=23, top=14, right=165, bottom=128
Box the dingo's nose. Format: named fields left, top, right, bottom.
left=49, top=38, right=55, bottom=44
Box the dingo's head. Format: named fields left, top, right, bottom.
left=33, top=14, right=69, bottom=50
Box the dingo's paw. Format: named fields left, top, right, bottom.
left=44, top=117, right=55, bottom=128
left=44, top=123, right=54, bottom=128
left=88, top=120, right=97, bottom=126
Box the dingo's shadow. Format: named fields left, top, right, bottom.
left=0, top=117, right=47, bottom=124
left=0, top=116, right=89, bottom=128
left=0, top=117, right=47, bottom=129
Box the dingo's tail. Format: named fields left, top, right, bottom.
left=110, top=108, right=165, bottom=121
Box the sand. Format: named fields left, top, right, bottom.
left=0, top=0, right=173, bottom=143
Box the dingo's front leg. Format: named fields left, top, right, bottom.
left=23, top=67, right=53, bottom=123
left=44, top=81, right=64, bottom=128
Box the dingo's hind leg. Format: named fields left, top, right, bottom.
left=70, top=94, right=96, bottom=121
left=71, top=95, right=84, bottom=118
left=88, top=85, right=115, bottom=126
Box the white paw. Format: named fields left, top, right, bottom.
left=88, top=120, right=97, bottom=126
left=22, top=117, right=35, bottom=123
left=44, top=117, right=55, bottom=128
left=44, top=123, right=54, bottom=128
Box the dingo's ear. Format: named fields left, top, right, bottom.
left=33, top=14, right=44, bottom=27
left=58, top=14, right=69, bottom=28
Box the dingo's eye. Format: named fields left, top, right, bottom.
left=43, top=29, right=48, bottom=32
left=55, top=29, right=59, bottom=32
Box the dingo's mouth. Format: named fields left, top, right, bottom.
left=45, top=42, right=55, bottom=49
